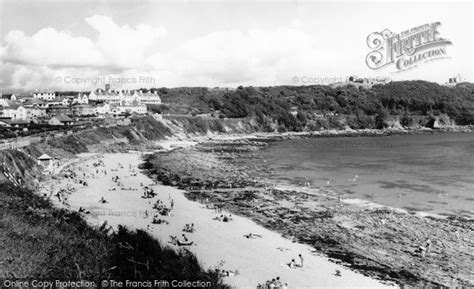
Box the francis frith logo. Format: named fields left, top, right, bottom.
left=366, top=22, right=452, bottom=72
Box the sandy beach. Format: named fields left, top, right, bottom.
left=39, top=152, right=392, bottom=289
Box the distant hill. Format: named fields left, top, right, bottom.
left=151, top=80, right=474, bottom=131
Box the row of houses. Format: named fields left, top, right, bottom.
left=0, top=86, right=160, bottom=124
left=0, top=101, right=147, bottom=121
left=33, top=88, right=162, bottom=105
left=88, top=87, right=162, bottom=104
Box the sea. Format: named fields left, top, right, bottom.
left=254, top=132, right=474, bottom=218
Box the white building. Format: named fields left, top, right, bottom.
left=74, top=93, right=89, bottom=104
left=1, top=104, right=28, bottom=120
left=26, top=107, right=47, bottom=119
left=119, top=99, right=147, bottom=114
left=95, top=103, right=111, bottom=115
left=33, top=92, right=56, bottom=101
left=89, top=87, right=161, bottom=105
left=445, top=74, right=466, bottom=86
left=0, top=98, right=10, bottom=108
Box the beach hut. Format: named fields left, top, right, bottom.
left=38, top=154, right=52, bottom=167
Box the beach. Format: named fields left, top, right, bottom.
left=141, top=138, right=473, bottom=287
left=39, top=152, right=392, bottom=289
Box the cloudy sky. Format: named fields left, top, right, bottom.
left=0, top=0, right=472, bottom=92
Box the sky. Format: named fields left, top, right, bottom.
left=0, top=0, right=472, bottom=92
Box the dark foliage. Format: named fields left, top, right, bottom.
left=188, top=81, right=474, bottom=131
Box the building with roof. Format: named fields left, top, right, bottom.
left=71, top=104, right=95, bottom=116
left=23, top=98, right=49, bottom=108
left=1, top=104, right=28, bottom=120
left=89, top=85, right=161, bottom=105
left=33, top=92, right=55, bottom=101
left=48, top=115, right=74, bottom=126
left=37, top=154, right=53, bottom=167
left=0, top=118, right=12, bottom=127
left=73, top=93, right=89, bottom=105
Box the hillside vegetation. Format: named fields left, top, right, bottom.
left=151, top=81, right=474, bottom=132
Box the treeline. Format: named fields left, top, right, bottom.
left=0, top=183, right=227, bottom=287
left=194, top=81, right=474, bottom=131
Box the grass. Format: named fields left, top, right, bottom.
left=0, top=183, right=228, bottom=288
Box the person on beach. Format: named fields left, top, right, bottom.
left=170, top=199, right=174, bottom=209
left=288, top=259, right=296, bottom=269
left=274, top=277, right=282, bottom=287
left=244, top=233, right=262, bottom=239
left=55, top=191, right=62, bottom=202
left=299, top=254, right=304, bottom=268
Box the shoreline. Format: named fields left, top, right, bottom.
left=141, top=136, right=474, bottom=287
left=31, top=126, right=474, bottom=287
left=201, top=129, right=474, bottom=221
left=38, top=152, right=392, bottom=289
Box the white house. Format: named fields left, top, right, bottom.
left=33, top=92, right=55, bottom=101
left=89, top=86, right=161, bottom=105
left=1, top=104, right=28, bottom=120
left=71, top=104, right=94, bottom=116
left=109, top=103, right=125, bottom=116
left=0, top=98, right=10, bottom=108
left=116, top=99, right=146, bottom=114
left=26, top=107, right=47, bottom=119
left=95, top=103, right=111, bottom=115
left=48, top=115, right=74, bottom=126
left=37, top=154, right=53, bottom=168
left=74, top=93, right=89, bottom=104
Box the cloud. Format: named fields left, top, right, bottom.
left=85, top=15, right=167, bottom=69
left=149, top=27, right=332, bottom=87
left=0, top=15, right=336, bottom=90
left=2, top=28, right=103, bottom=68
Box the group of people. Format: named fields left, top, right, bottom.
left=152, top=215, right=169, bottom=224
left=213, top=214, right=233, bottom=222
left=183, top=223, right=195, bottom=233
left=288, top=254, right=304, bottom=269
left=169, top=234, right=193, bottom=246
left=78, top=206, right=91, bottom=214
left=152, top=199, right=172, bottom=216
left=257, top=277, right=288, bottom=289
left=142, top=186, right=157, bottom=198
left=216, top=269, right=239, bottom=277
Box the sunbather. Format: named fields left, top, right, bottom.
left=288, top=259, right=296, bottom=269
